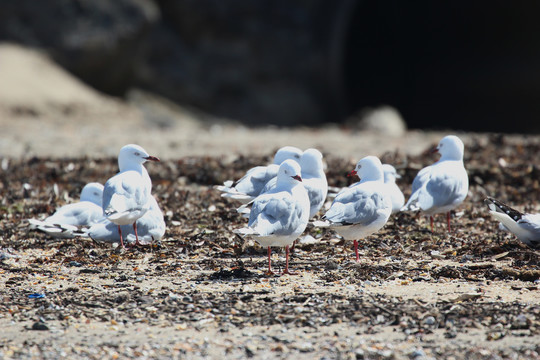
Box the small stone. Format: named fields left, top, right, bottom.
left=31, top=321, right=49, bottom=331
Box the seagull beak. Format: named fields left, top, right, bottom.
left=144, top=156, right=160, bottom=162
left=347, top=170, right=357, bottom=177
left=431, top=146, right=439, bottom=154
left=292, top=175, right=302, bottom=182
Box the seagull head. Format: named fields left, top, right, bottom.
left=299, top=148, right=324, bottom=175
left=382, top=164, right=400, bottom=183
left=118, top=144, right=160, bottom=172
left=435, top=135, right=465, bottom=161
left=351, top=156, right=384, bottom=183
left=273, top=146, right=303, bottom=165
left=80, top=182, right=104, bottom=206
left=277, top=159, right=303, bottom=184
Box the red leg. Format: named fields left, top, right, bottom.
left=265, top=246, right=275, bottom=276
left=430, top=216, right=434, bottom=233
left=118, top=225, right=126, bottom=249
left=133, top=222, right=142, bottom=246
left=447, top=212, right=451, bottom=233
left=282, top=245, right=297, bottom=275
left=290, top=239, right=297, bottom=251
left=354, top=240, right=360, bottom=262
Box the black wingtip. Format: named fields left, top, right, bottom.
left=484, top=197, right=523, bottom=221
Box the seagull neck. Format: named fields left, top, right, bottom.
left=119, top=162, right=145, bottom=174
left=439, top=154, right=463, bottom=162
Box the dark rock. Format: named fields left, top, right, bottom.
left=0, top=0, right=159, bottom=95
left=31, top=321, right=49, bottom=331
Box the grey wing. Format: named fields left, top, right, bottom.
left=425, top=170, right=467, bottom=208
left=249, top=193, right=297, bottom=236
left=519, top=214, right=540, bottom=238
left=304, top=177, right=328, bottom=215
left=325, top=187, right=385, bottom=226
left=411, top=165, right=432, bottom=194
left=103, top=172, right=148, bottom=214
left=260, top=176, right=278, bottom=194
left=235, top=165, right=278, bottom=196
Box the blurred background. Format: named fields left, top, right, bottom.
left=1, top=0, right=540, bottom=133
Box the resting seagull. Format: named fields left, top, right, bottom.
left=485, top=197, right=540, bottom=249
left=258, top=148, right=327, bottom=219
left=216, top=146, right=302, bottom=203
left=234, top=160, right=310, bottom=275
left=28, top=182, right=104, bottom=238
left=314, top=156, right=392, bottom=262
left=102, top=144, right=160, bottom=248
left=86, top=195, right=165, bottom=245
left=401, top=135, right=468, bottom=232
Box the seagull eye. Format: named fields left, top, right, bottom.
left=134, top=152, right=141, bottom=156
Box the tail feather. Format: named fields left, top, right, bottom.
left=233, top=227, right=258, bottom=236
left=484, top=197, right=523, bottom=222
left=28, top=219, right=79, bottom=238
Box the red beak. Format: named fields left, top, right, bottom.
left=144, top=156, right=161, bottom=162
left=292, top=175, right=302, bottom=182
left=430, top=146, right=439, bottom=154
left=347, top=170, right=357, bottom=177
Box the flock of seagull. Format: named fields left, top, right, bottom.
left=29, top=135, right=540, bottom=275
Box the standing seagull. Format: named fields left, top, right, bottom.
left=401, top=135, right=468, bottom=232
left=234, top=160, right=310, bottom=275
left=28, top=182, right=105, bottom=238
left=485, top=197, right=540, bottom=249
left=382, top=164, right=405, bottom=214
left=217, top=146, right=302, bottom=203
left=103, top=144, right=160, bottom=248
left=314, top=156, right=392, bottom=262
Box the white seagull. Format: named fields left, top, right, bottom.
left=86, top=195, right=165, bottom=245
left=234, top=159, right=310, bottom=275
left=485, top=197, right=540, bottom=249
left=258, top=148, right=328, bottom=219
left=216, top=146, right=302, bottom=203
left=102, top=144, right=160, bottom=248
left=401, top=135, right=468, bottom=232
left=382, top=164, right=405, bottom=214
left=314, top=156, right=392, bottom=262
left=28, top=182, right=105, bottom=238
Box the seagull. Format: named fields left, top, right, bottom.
left=257, top=148, right=327, bottom=219
left=382, top=164, right=405, bottom=214
left=314, top=156, right=392, bottom=262
left=85, top=195, right=165, bottom=245
left=216, top=146, right=302, bottom=203
left=102, top=144, right=160, bottom=248
left=234, top=159, right=310, bottom=275
left=28, top=182, right=104, bottom=238
left=401, top=135, right=468, bottom=232
left=485, top=197, right=540, bottom=249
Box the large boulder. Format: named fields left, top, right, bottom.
left=0, top=0, right=159, bottom=95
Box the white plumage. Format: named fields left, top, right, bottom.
left=259, top=148, right=327, bottom=219
left=485, top=197, right=540, bottom=249
left=216, top=146, right=302, bottom=203
left=382, top=164, right=405, bottom=214
left=401, top=135, right=468, bottom=232
left=234, top=159, right=310, bottom=275
left=314, top=156, right=392, bottom=262
left=86, top=195, right=165, bottom=245
left=102, top=144, right=160, bottom=248
left=28, top=182, right=104, bottom=238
